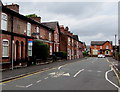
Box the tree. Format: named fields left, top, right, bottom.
left=26, top=14, right=38, bottom=18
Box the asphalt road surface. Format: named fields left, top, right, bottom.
left=1, top=57, right=119, bottom=91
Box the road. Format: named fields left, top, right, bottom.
left=1, top=57, right=119, bottom=91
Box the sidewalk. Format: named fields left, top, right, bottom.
left=1, top=58, right=86, bottom=82
left=107, top=57, right=120, bottom=77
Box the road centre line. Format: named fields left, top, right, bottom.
left=105, top=67, right=120, bottom=90
left=26, top=84, right=33, bottom=88
left=1, top=58, right=87, bottom=84
left=36, top=80, right=41, bottom=83
left=44, top=77, right=48, bottom=79
left=74, top=69, right=84, bottom=77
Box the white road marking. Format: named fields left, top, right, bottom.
left=97, top=71, right=102, bottom=73
left=62, top=73, right=70, bottom=76
left=49, top=72, right=56, bottom=75
left=36, top=80, right=41, bottom=83
left=105, top=67, right=120, bottom=90
left=44, top=77, right=48, bottom=79
left=88, top=70, right=92, bottom=72
left=74, top=69, right=84, bottom=77
left=58, top=66, right=63, bottom=70
left=16, top=85, right=25, bottom=88
left=26, top=84, right=33, bottom=88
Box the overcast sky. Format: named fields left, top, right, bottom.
left=2, top=1, right=118, bottom=45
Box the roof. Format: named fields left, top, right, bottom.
left=91, top=41, right=112, bottom=45
left=42, top=22, right=59, bottom=31
left=73, top=35, right=79, bottom=41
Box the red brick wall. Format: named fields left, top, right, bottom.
left=13, top=16, right=27, bottom=35
left=5, top=4, right=19, bottom=13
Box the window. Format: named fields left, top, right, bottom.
left=28, top=42, right=32, bottom=56
left=1, top=13, right=7, bottom=30
left=36, top=27, right=39, bottom=39
left=36, top=27, right=39, bottom=33
left=56, top=46, right=59, bottom=52
left=68, top=37, right=70, bottom=45
left=94, top=45, right=96, bottom=49
left=50, top=46, right=52, bottom=55
left=2, top=39, right=9, bottom=57
left=106, top=45, right=109, bottom=49
left=49, top=32, right=52, bottom=41
left=100, top=46, right=102, bottom=49
left=27, top=23, right=31, bottom=36
left=93, top=50, right=98, bottom=55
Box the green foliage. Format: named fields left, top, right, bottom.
left=82, top=51, right=88, bottom=56
left=33, top=40, right=49, bottom=61
left=53, top=51, right=67, bottom=59
left=26, top=14, right=38, bottom=18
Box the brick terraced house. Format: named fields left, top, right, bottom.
left=90, top=41, right=113, bottom=57
left=60, top=25, right=84, bottom=60
left=0, top=3, right=55, bottom=68
left=0, top=2, right=84, bottom=69
left=42, top=22, right=60, bottom=54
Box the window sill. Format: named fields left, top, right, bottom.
left=2, top=57, right=9, bottom=59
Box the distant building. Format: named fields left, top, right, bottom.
left=90, top=41, right=113, bottom=56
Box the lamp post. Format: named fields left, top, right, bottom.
left=115, top=34, right=117, bottom=58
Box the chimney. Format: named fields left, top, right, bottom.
left=5, top=3, right=19, bottom=13
left=30, top=17, right=41, bottom=23
left=65, top=26, right=69, bottom=31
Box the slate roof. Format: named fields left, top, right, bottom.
left=73, top=35, right=79, bottom=41
left=42, top=22, right=59, bottom=31
left=91, top=41, right=112, bottom=45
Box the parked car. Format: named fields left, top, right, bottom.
left=98, top=54, right=105, bottom=58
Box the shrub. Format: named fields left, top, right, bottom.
left=53, top=51, right=67, bottom=59
left=33, top=40, right=49, bottom=62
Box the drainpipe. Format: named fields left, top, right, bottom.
left=11, top=15, right=14, bottom=70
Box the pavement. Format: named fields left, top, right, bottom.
left=1, top=58, right=86, bottom=82
left=107, top=57, right=120, bottom=78
left=1, top=57, right=119, bottom=91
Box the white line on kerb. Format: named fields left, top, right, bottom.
left=105, top=68, right=120, bottom=90
left=74, top=69, right=84, bottom=77
left=26, top=84, right=33, bottom=88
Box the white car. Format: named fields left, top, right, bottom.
left=98, top=54, right=105, bottom=58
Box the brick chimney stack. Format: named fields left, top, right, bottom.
left=30, top=17, right=41, bottom=23
left=5, top=3, right=19, bottom=13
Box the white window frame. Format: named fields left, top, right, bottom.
left=27, top=22, right=31, bottom=36
left=1, top=13, right=8, bottom=31
left=2, top=39, right=9, bottom=57
left=50, top=45, right=52, bottom=55
left=68, top=37, right=70, bottom=46
left=49, top=32, right=52, bottom=41
left=28, top=42, right=32, bottom=56
left=94, top=45, right=96, bottom=49
left=36, top=27, right=39, bottom=39
left=56, top=46, right=59, bottom=52
left=106, top=45, right=109, bottom=49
